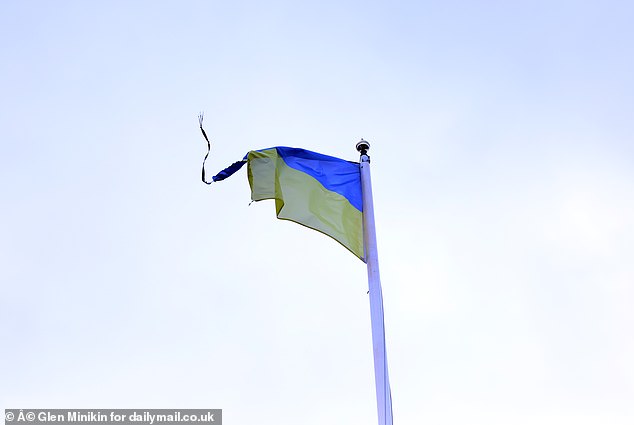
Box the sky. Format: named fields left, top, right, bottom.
left=1, top=0, right=633, bottom=424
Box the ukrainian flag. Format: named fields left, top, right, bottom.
left=212, top=147, right=364, bottom=261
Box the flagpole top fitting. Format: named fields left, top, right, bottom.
left=356, top=139, right=370, bottom=162
left=356, top=139, right=370, bottom=154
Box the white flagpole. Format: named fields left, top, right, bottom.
left=357, top=140, right=393, bottom=425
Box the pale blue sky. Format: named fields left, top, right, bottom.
left=1, top=1, right=633, bottom=424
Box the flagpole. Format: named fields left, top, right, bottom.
left=357, top=140, right=393, bottom=425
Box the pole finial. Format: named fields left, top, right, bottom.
left=356, top=139, right=370, bottom=155
left=356, top=139, right=370, bottom=162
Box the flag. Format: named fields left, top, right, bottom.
left=211, top=146, right=365, bottom=261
